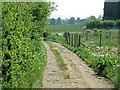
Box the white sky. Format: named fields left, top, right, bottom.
left=48, top=0, right=105, bottom=19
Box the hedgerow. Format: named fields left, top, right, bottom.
left=2, top=2, right=51, bottom=88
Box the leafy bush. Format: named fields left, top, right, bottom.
left=2, top=2, right=50, bottom=88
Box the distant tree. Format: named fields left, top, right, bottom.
left=50, top=18, right=56, bottom=25
left=86, top=16, right=116, bottom=29
left=95, top=19, right=102, bottom=28
left=76, top=17, right=80, bottom=24
left=56, top=17, right=62, bottom=25
left=86, top=20, right=95, bottom=29
left=62, top=19, right=69, bottom=24
left=108, top=20, right=115, bottom=27
left=62, top=20, right=65, bottom=24
left=97, top=15, right=102, bottom=19
left=116, top=20, right=120, bottom=28
left=65, top=19, right=69, bottom=24
left=89, top=16, right=96, bottom=20
left=69, top=17, right=75, bottom=24
left=48, top=18, right=51, bottom=24
left=86, top=16, right=96, bottom=29
left=86, top=16, right=103, bottom=29
left=102, top=20, right=115, bottom=28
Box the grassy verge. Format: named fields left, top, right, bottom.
left=52, top=49, right=67, bottom=71
left=32, top=40, right=47, bottom=88
left=0, top=49, right=1, bottom=88
left=48, top=42, right=67, bottom=71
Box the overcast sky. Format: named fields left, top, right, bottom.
left=47, top=0, right=105, bottom=19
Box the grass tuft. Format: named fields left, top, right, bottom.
left=52, top=49, right=68, bottom=71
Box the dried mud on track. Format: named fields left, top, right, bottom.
left=43, top=41, right=114, bottom=88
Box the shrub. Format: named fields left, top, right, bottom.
left=2, top=2, right=50, bottom=88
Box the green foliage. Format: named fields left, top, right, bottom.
left=86, top=19, right=116, bottom=29
left=102, top=20, right=115, bottom=28
left=93, top=29, right=99, bottom=37
left=116, top=20, right=120, bottom=27
left=65, top=43, right=118, bottom=88
left=86, top=29, right=90, bottom=32
left=50, top=46, right=67, bottom=71
left=86, top=20, right=96, bottom=29
left=49, top=18, right=56, bottom=25
left=56, top=17, right=62, bottom=25
left=69, top=17, right=76, bottom=25
left=76, top=18, right=80, bottom=24
left=2, top=2, right=50, bottom=88
left=46, top=33, right=66, bottom=44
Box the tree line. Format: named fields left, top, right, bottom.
left=49, top=15, right=120, bottom=29
left=49, top=17, right=81, bottom=25
left=86, top=16, right=120, bottom=29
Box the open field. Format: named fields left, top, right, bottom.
left=46, top=25, right=118, bottom=46
left=46, top=24, right=82, bottom=33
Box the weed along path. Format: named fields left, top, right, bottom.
left=43, top=41, right=114, bottom=88
left=43, top=42, right=66, bottom=88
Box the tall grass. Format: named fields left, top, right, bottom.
left=46, top=24, right=82, bottom=33
left=48, top=42, right=67, bottom=71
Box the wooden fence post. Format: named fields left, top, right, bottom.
left=65, top=32, right=68, bottom=44
left=76, top=33, right=78, bottom=47
left=63, top=32, right=67, bottom=44
left=74, top=33, right=78, bottom=47
left=109, top=31, right=111, bottom=38
left=67, top=32, right=69, bottom=44
left=99, top=33, right=102, bottom=46
left=78, top=35, right=81, bottom=47
left=74, top=34, right=76, bottom=47
left=67, top=32, right=69, bottom=45
left=68, top=32, right=70, bottom=45
left=71, top=34, right=73, bottom=46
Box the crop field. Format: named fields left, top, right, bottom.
left=46, top=24, right=119, bottom=88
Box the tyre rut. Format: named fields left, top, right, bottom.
left=43, top=41, right=114, bottom=88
